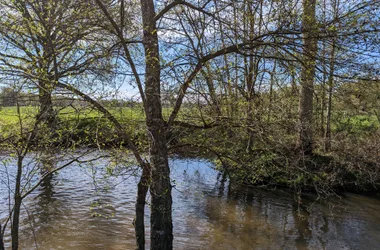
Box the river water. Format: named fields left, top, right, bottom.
left=1, top=153, right=380, bottom=249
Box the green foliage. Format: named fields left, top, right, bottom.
left=334, top=115, right=379, bottom=134
left=169, top=91, right=380, bottom=193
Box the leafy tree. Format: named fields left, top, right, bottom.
left=0, top=0, right=112, bottom=126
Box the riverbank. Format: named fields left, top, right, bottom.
left=1, top=106, right=379, bottom=195
left=174, top=121, right=380, bottom=195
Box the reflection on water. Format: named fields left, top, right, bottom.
left=1, top=155, right=380, bottom=249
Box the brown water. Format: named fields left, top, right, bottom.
left=1, top=155, right=380, bottom=249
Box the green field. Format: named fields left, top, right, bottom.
left=0, top=106, right=146, bottom=124
left=0, top=106, right=147, bottom=142
left=1, top=105, right=379, bottom=132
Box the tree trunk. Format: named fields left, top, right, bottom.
left=140, top=0, right=173, bottom=249
left=135, top=164, right=150, bottom=250
left=11, top=157, right=23, bottom=250
left=213, top=0, right=232, bottom=118
left=202, top=64, right=222, bottom=117
left=324, top=38, right=336, bottom=152
left=0, top=224, right=4, bottom=250
left=320, top=70, right=326, bottom=136
left=324, top=0, right=339, bottom=152
left=37, top=81, right=55, bottom=128
left=325, top=83, right=333, bottom=151
left=298, top=0, right=318, bottom=155
left=268, top=60, right=277, bottom=122
left=320, top=0, right=327, bottom=137
left=247, top=0, right=255, bottom=151
left=37, top=30, right=56, bottom=128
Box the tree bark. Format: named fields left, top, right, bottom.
left=0, top=223, right=4, bottom=250
left=202, top=64, right=222, bottom=117
left=321, top=68, right=327, bottom=136
left=320, top=0, right=327, bottom=137
left=213, top=0, right=233, bottom=118
left=245, top=1, right=256, bottom=152
left=11, top=157, right=23, bottom=250
left=268, top=60, right=276, bottom=122
left=324, top=0, right=339, bottom=152
left=298, top=0, right=318, bottom=155
left=324, top=38, right=336, bottom=152
left=135, top=164, right=151, bottom=250
left=37, top=80, right=55, bottom=128
left=140, top=0, right=173, bottom=249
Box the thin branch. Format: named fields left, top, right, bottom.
left=21, top=154, right=104, bottom=199
left=56, top=81, right=148, bottom=168
left=154, top=0, right=213, bottom=22
left=167, top=41, right=269, bottom=126
left=94, top=0, right=147, bottom=110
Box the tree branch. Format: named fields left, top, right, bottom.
left=154, top=0, right=213, bottom=22
left=94, top=0, right=147, bottom=110
left=56, top=81, right=148, bottom=168
left=167, top=41, right=268, bottom=126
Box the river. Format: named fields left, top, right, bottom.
left=1, top=152, right=380, bottom=249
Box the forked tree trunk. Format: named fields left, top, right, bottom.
left=140, top=0, right=173, bottom=249
left=298, top=0, right=318, bottom=155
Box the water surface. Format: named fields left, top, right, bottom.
left=1, top=154, right=380, bottom=249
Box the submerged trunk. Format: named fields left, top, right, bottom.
left=148, top=128, right=172, bottom=250
left=298, top=0, right=318, bottom=155
left=140, top=0, right=173, bottom=249
left=11, top=157, right=23, bottom=250
left=0, top=224, right=4, bottom=250
left=135, top=164, right=150, bottom=250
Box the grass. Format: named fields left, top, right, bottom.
left=0, top=106, right=38, bottom=125
left=0, top=106, right=148, bottom=146
left=0, top=104, right=200, bottom=148
left=0, top=106, right=146, bottom=125
left=0, top=105, right=202, bottom=126
left=2, top=105, right=379, bottom=137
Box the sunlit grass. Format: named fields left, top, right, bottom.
left=0, top=106, right=38, bottom=125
